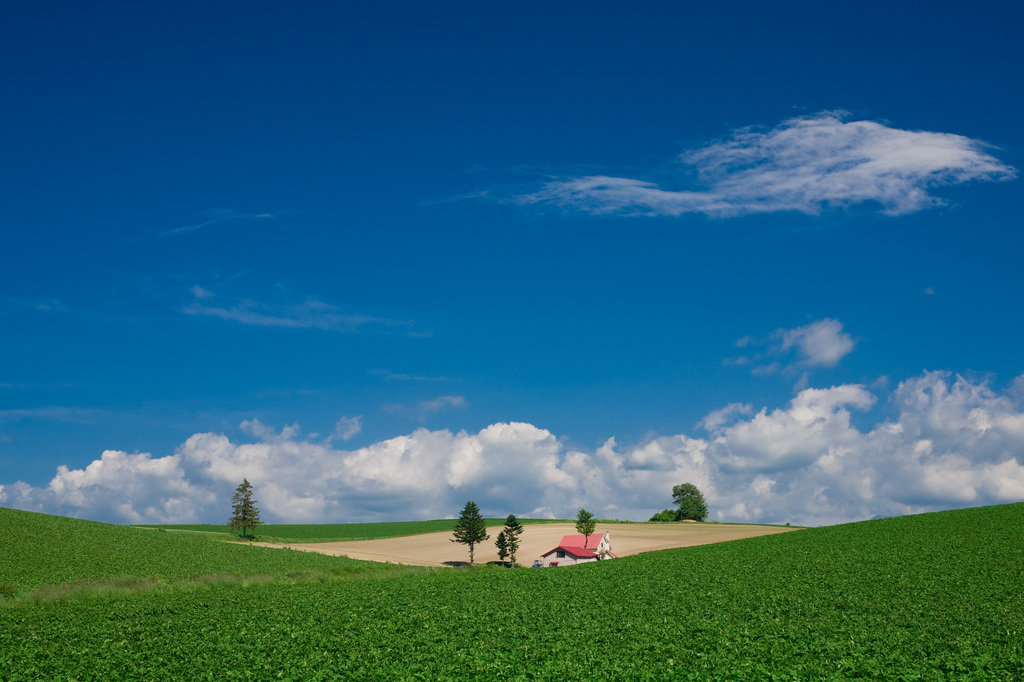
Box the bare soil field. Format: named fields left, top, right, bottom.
left=257, top=523, right=797, bottom=567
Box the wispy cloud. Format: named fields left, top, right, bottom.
left=0, top=406, right=103, bottom=423
left=370, top=369, right=449, bottom=382
left=419, top=395, right=467, bottom=413
left=2, top=296, right=69, bottom=314
left=512, top=112, right=1015, bottom=218
left=383, top=395, right=468, bottom=421
left=181, top=286, right=406, bottom=333
left=160, top=209, right=277, bottom=237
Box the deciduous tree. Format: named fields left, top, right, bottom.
left=575, top=507, right=596, bottom=549
left=451, top=500, right=489, bottom=565
left=228, top=478, right=262, bottom=539
left=672, top=482, right=708, bottom=521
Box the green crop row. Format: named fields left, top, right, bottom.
left=3, top=504, right=1023, bottom=679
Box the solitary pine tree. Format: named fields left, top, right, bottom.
left=451, top=500, right=489, bottom=565
left=672, top=482, right=709, bottom=521
left=228, top=478, right=262, bottom=539
left=501, top=514, right=525, bottom=567
left=575, top=507, right=596, bottom=550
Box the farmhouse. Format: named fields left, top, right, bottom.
left=540, top=530, right=616, bottom=567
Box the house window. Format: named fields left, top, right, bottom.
left=556, top=550, right=565, bottom=558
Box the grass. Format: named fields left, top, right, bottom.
left=2, top=503, right=1023, bottom=679
left=138, top=517, right=565, bottom=542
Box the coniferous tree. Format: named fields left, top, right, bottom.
left=502, top=513, right=525, bottom=567
left=495, top=530, right=509, bottom=564
left=228, top=478, right=262, bottom=539
left=451, top=500, right=489, bottom=565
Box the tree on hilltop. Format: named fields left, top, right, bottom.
left=451, top=500, right=489, bottom=565
left=575, top=507, right=596, bottom=549
left=228, top=478, right=262, bottom=539
left=673, top=482, right=708, bottom=522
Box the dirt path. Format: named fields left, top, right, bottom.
left=255, top=522, right=797, bottom=567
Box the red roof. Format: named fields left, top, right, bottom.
left=561, top=533, right=604, bottom=550
left=541, top=544, right=599, bottom=559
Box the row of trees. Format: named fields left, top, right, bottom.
left=450, top=501, right=524, bottom=566
left=451, top=501, right=599, bottom=566
left=227, top=478, right=707, bottom=557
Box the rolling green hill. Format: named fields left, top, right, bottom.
left=3, top=503, right=1022, bottom=679
left=0, top=507, right=411, bottom=592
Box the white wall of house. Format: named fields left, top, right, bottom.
left=542, top=548, right=599, bottom=567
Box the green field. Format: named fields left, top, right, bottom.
left=3, top=504, right=1023, bottom=679
left=0, top=508, right=413, bottom=592
left=139, top=517, right=564, bottom=543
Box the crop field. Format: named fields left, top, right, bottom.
left=141, top=517, right=564, bottom=543
left=0, top=508, right=411, bottom=592
left=271, top=521, right=796, bottom=566
left=3, top=503, right=1023, bottom=679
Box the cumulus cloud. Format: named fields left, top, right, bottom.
left=0, top=450, right=215, bottom=524
left=699, top=402, right=753, bottom=431
left=514, top=112, right=1015, bottom=218
left=733, top=318, right=856, bottom=375
left=3, top=372, right=1024, bottom=527
left=781, top=319, right=855, bottom=368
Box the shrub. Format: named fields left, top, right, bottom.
left=649, top=509, right=679, bottom=522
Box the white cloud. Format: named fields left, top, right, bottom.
left=332, top=416, right=363, bottom=441
left=733, top=318, right=855, bottom=375
left=781, top=318, right=855, bottom=368
left=370, top=369, right=448, bottom=382
left=181, top=286, right=405, bottom=333
left=160, top=209, right=277, bottom=237
left=0, top=406, right=104, bottom=423
left=420, top=395, right=467, bottom=413
left=383, top=395, right=468, bottom=421
left=0, top=450, right=215, bottom=524
left=699, top=402, right=753, bottom=431
left=4, top=372, right=1024, bottom=527
left=515, top=112, right=1015, bottom=218
left=709, top=385, right=876, bottom=474
left=239, top=419, right=301, bottom=442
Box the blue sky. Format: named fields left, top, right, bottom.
left=2, top=1, right=1022, bottom=525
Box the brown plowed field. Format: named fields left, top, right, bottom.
left=256, top=522, right=797, bottom=567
